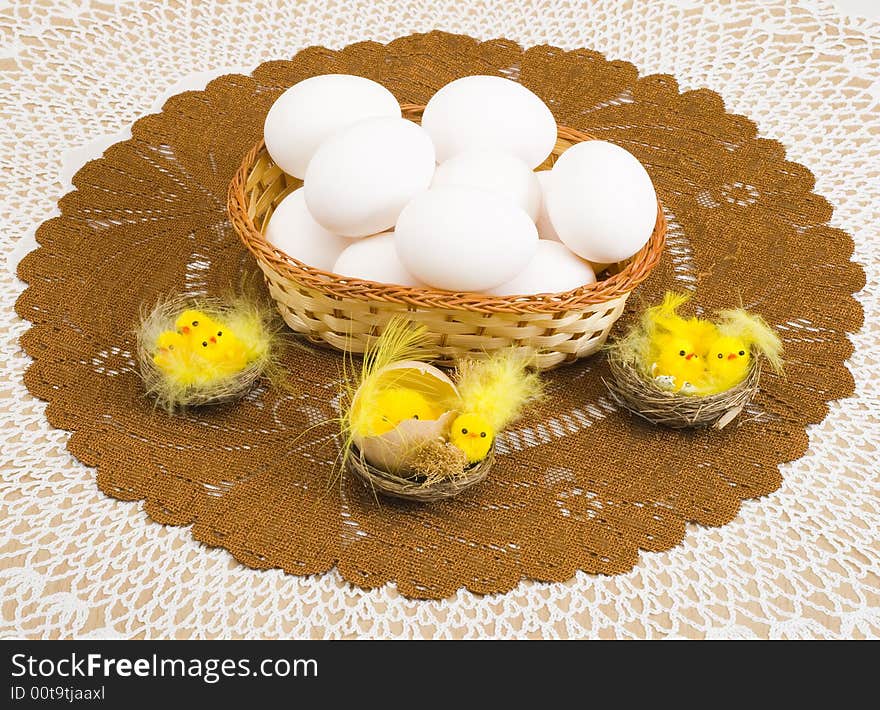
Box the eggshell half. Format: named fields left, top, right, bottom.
left=351, top=360, right=462, bottom=473
left=357, top=410, right=457, bottom=474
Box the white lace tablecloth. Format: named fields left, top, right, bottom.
left=2, top=0, right=878, bottom=639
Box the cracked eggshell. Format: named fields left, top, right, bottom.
left=357, top=410, right=458, bottom=474
left=351, top=360, right=461, bottom=474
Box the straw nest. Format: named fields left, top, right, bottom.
left=604, top=347, right=761, bottom=430
left=136, top=295, right=277, bottom=413
left=349, top=442, right=495, bottom=503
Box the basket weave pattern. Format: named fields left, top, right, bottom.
left=228, top=105, right=666, bottom=369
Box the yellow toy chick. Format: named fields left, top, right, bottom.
left=139, top=296, right=276, bottom=413
left=152, top=330, right=200, bottom=386
left=175, top=309, right=219, bottom=341
left=643, top=292, right=718, bottom=393
left=452, top=350, right=543, bottom=463
left=152, top=308, right=264, bottom=388
left=616, top=292, right=784, bottom=397
left=695, top=309, right=783, bottom=395
left=173, top=309, right=250, bottom=371
left=363, top=387, right=443, bottom=436
left=449, top=412, right=494, bottom=464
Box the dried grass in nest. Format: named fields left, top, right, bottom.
left=349, top=443, right=495, bottom=503
left=603, top=347, right=761, bottom=430
left=408, top=440, right=469, bottom=487
left=136, top=294, right=279, bottom=413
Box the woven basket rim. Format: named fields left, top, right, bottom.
left=227, top=104, right=667, bottom=315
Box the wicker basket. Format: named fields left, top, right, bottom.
left=349, top=444, right=495, bottom=503
left=228, top=105, right=667, bottom=370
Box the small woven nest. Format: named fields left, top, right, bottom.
left=136, top=295, right=275, bottom=412
left=349, top=443, right=495, bottom=503
left=604, top=348, right=761, bottom=430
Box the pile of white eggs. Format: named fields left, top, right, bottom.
left=263, top=74, right=658, bottom=296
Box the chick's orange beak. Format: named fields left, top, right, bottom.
left=727, top=353, right=738, bottom=360
left=181, top=326, right=190, bottom=335
left=685, top=353, right=696, bottom=360
left=210, top=336, right=217, bottom=344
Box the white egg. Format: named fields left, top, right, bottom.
left=534, top=170, right=559, bottom=241
left=263, top=74, right=401, bottom=178
left=485, top=240, right=596, bottom=296
left=264, top=188, right=352, bottom=271
left=546, top=140, right=657, bottom=263
left=332, top=232, right=422, bottom=286
left=395, top=186, right=538, bottom=292
left=305, top=117, right=436, bottom=238
left=421, top=75, right=557, bottom=169
left=431, top=150, right=541, bottom=221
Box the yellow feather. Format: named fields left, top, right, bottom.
left=455, top=349, right=543, bottom=433
left=644, top=291, right=691, bottom=329
left=715, top=309, right=784, bottom=374
left=696, top=334, right=751, bottom=394
left=345, top=318, right=435, bottom=438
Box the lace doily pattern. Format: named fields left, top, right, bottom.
left=12, top=30, right=865, bottom=600
left=2, top=1, right=878, bottom=638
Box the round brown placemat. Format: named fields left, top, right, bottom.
left=15, top=32, right=864, bottom=599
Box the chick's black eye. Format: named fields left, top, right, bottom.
left=192, top=321, right=199, bottom=327
left=217, top=331, right=223, bottom=337
left=461, top=428, right=468, bottom=435
left=679, top=350, right=686, bottom=357
left=202, top=341, right=208, bottom=347
left=480, top=432, right=487, bottom=438
left=717, top=353, right=723, bottom=359
left=413, top=414, right=419, bottom=420
left=739, top=350, right=745, bottom=356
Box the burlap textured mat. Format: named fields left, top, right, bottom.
left=15, top=32, right=864, bottom=599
